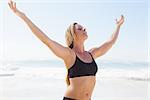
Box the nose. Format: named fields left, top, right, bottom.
left=83, top=28, right=86, bottom=31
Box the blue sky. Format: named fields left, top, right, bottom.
left=0, top=0, right=149, bottom=62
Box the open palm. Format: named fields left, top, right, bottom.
left=8, top=0, right=24, bottom=17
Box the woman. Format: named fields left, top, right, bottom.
left=8, top=1, right=124, bottom=100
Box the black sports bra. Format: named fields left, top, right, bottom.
left=68, top=52, right=98, bottom=78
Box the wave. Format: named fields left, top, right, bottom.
left=0, top=63, right=20, bottom=77
left=126, top=77, right=150, bottom=81
left=0, top=61, right=149, bottom=81
left=0, top=63, right=20, bottom=71
left=0, top=73, right=15, bottom=77
left=97, top=68, right=149, bottom=81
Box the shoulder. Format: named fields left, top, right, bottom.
left=63, top=48, right=76, bottom=69
left=65, top=47, right=76, bottom=56
left=88, top=48, right=98, bottom=59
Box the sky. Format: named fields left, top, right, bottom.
left=0, top=0, right=149, bottom=62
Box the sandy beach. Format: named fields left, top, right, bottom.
left=0, top=66, right=149, bottom=100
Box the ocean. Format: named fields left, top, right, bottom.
left=0, top=60, right=149, bottom=100
left=0, top=60, right=149, bottom=81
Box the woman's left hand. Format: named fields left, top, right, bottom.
left=116, top=15, right=124, bottom=27
left=8, top=0, right=25, bottom=18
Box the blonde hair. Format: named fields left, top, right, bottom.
left=65, top=22, right=77, bottom=86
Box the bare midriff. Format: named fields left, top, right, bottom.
left=64, top=76, right=96, bottom=100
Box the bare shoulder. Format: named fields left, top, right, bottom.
left=88, top=47, right=98, bottom=59
left=63, top=48, right=76, bottom=69
left=64, top=47, right=75, bottom=56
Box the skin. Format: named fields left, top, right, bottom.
left=8, top=1, right=124, bottom=100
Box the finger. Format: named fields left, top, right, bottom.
left=116, top=19, right=119, bottom=24
left=10, top=0, right=13, bottom=5
left=8, top=2, right=13, bottom=9
left=119, top=16, right=123, bottom=21
left=10, top=1, right=14, bottom=8
left=11, top=1, right=15, bottom=8
left=122, top=15, right=124, bottom=20
left=8, top=3, right=11, bottom=9
left=115, top=19, right=117, bottom=22
left=121, top=15, right=124, bottom=20
left=14, top=2, right=16, bottom=9
left=115, top=19, right=119, bottom=24
left=12, top=1, right=15, bottom=8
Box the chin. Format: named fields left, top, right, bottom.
left=84, top=35, right=88, bottom=40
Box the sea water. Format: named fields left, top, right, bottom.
left=0, top=60, right=149, bottom=81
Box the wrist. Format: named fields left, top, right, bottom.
left=16, top=11, right=25, bottom=18
left=116, top=24, right=121, bottom=29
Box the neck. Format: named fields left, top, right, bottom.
left=73, top=41, right=85, bottom=53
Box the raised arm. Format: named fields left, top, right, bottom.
left=8, top=1, right=71, bottom=60
left=89, top=15, right=124, bottom=59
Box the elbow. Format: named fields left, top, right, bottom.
left=40, top=37, right=53, bottom=48
left=107, top=38, right=116, bottom=46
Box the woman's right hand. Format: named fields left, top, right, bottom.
left=8, top=0, right=25, bottom=18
